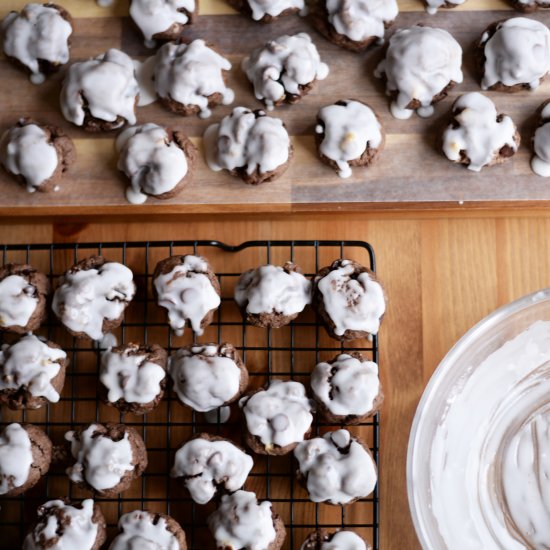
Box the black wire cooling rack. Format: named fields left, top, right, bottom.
left=0, top=239, right=380, bottom=549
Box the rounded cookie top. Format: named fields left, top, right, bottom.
left=171, top=434, right=254, bottom=504
left=532, top=100, right=550, bottom=177
left=204, top=107, right=291, bottom=184
left=23, top=499, right=105, bottom=550
left=60, top=48, right=139, bottom=130
left=2, top=3, right=72, bottom=83
left=301, top=529, right=370, bottom=550
left=442, top=92, right=519, bottom=172
left=153, top=254, right=221, bottom=336
left=294, top=429, right=377, bottom=505
left=208, top=490, right=278, bottom=550
left=311, top=353, right=380, bottom=418
left=242, top=33, right=329, bottom=109
left=375, top=25, right=463, bottom=119
left=169, top=343, right=246, bottom=412
left=479, top=17, right=550, bottom=91
left=0, top=423, right=34, bottom=495
left=240, top=379, right=314, bottom=451
left=154, top=39, right=234, bottom=119
left=235, top=262, right=311, bottom=319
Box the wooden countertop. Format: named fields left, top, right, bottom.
left=3, top=209, right=547, bottom=547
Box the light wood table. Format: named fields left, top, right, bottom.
left=3, top=208, right=547, bottom=547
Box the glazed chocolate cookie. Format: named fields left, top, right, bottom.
left=0, top=263, right=48, bottom=333
left=52, top=256, right=136, bottom=341
left=23, top=499, right=107, bottom=550
left=234, top=262, right=311, bottom=328
left=313, top=259, right=385, bottom=341
left=100, top=343, right=167, bottom=415
left=154, top=39, right=234, bottom=119
left=2, top=3, right=73, bottom=84
left=240, top=379, right=314, bottom=455
left=169, top=343, right=248, bottom=412
left=0, top=423, right=52, bottom=497
left=0, top=334, right=67, bottom=410
left=423, top=0, right=465, bottom=14
left=511, top=0, right=550, bottom=11
left=531, top=99, right=550, bottom=177
left=311, top=352, right=382, bottom=425
left=294, top=429, right=377, bottom=505
left=315, top=100, right=384, bottom=179
left=130, top=0, right=197, bottom=46
left=301, top=529, right=370, bottom=550
left=171, top=433, right=254, bottom=504
left=0, top=118, right=75, bottom=193
left=442, top=92, right=520, bottom=172
left=375, top=25, right=463, bottom=119
left=65, top=423, right=147, bottom=497
left=60, top=48, right=139, bottom=131
left=153, top=255, right=221, bottom=336
left=311, top=0, right=397, bottom=51
left=242, top=33, right=328, bottom=109
left=204, top=107, right=293, bottom=185
left=476, top=18, right=550, bottom=93
left=116, top=123, right=197, bottom=204
left=227, top=0, right=304, bottom=22
left=208, top=490, right=286, bottom=550
left=111, top=510, right=187, bottom=549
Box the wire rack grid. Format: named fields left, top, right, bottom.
left=0, top=239, right=380, bottom=549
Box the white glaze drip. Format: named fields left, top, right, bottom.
left=0, top=423, right=32, bottom=495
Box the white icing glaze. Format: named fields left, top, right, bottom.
left=0, top=423, right=32, bottom=495
left=60, top=48, right=139, bottom=128
left=2, top=4, right=72, bottom=83
left=316, top=100, right=382, bottom=179
left=516, top=0, right=548, bottom=4
left=204, top=106, right=290, bottom=176
left=240, top=379, right=313, bottom=449
left=242, top=33, right=329, bottom=110
left=481, top=17, right=550, bottom=91
left=100, top=346, right=165, bottom=404
left=208, top=490, right=277, bottom=550
left=116, top=123, right=189, bottom=205
left=154, top=255, right=220, bottom=336
left=169, top=344, right=242, bottom=412
left=532, top=103, right=550, bottom=177
left=52, top=260, right=135, bottom=341
left=130, top=0, right=195, bottom=43
left=66, top=424, right=135, bottom=491
left=316, top=260, right=385, bottom=337
left=442, top=92, right=518, bottom=172
left=0, top=123, right=58, bottom=192
left=234, top=264, right=311, bottom=317
left=325, top=0, right=398, bottom=42
left=319, top=531, right=367, bottom=550
left=171, top=437, right=253, bottom=504
left=0, top=273, right=39, bottom=326
left=311, top=353, right=379, bottom=417
left=154, top=39, right=234, bottom=119
left=133, top=56, right=157, bottom=107
left=23, top=499, right=99, bottom=550
left=375, top=26, right=463, bottom=119
left=294, top=429, right=377, bottom=504
left=430, top=321, right=550, bottom=549
left=425, top=0, right=464, bottom=15
left=246, top=0, right=305, bottom=20
left=0, top=334, right=66, bottom=402
left=204, top=405, right=231, bottom=423
left=97, top=0, right=114, bottom=6
left=110, top=510, right=179, bottom=550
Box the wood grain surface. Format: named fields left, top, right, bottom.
left=2, top=0, right=550, bottom=216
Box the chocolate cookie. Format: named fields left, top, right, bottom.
left=2, top=3, right=73, bottom=84
left=0, top=263, right=49, bottom=333
left=0, top=334, right=67, bottom=410
left=52, top=256, right=136, bottom=341
left=531, top=99, right=550, bottom=177
left=171, top=433, right=253, bottom=504
left=315, top=100, right=385, bottom=178
left=116, top=123, right=197, bottom=204
left=100, top=343, right=167, bottom=415
left=301, top=529, right=370, bottom=550
left=313, top=259, right=386, bottom=341
left=234, top=262, right=311, bottom=328
left=65, top=423, right=147, bottom=497
left=204, top=107, right=293, bottom=185
left=0, top=423, right=52, bottom=496
left=226, top=0, right=303, bottom=22
left=23, top=498, right=107, bottom=550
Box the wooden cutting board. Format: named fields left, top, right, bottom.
left=1, top=0, right=549, bottom=216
